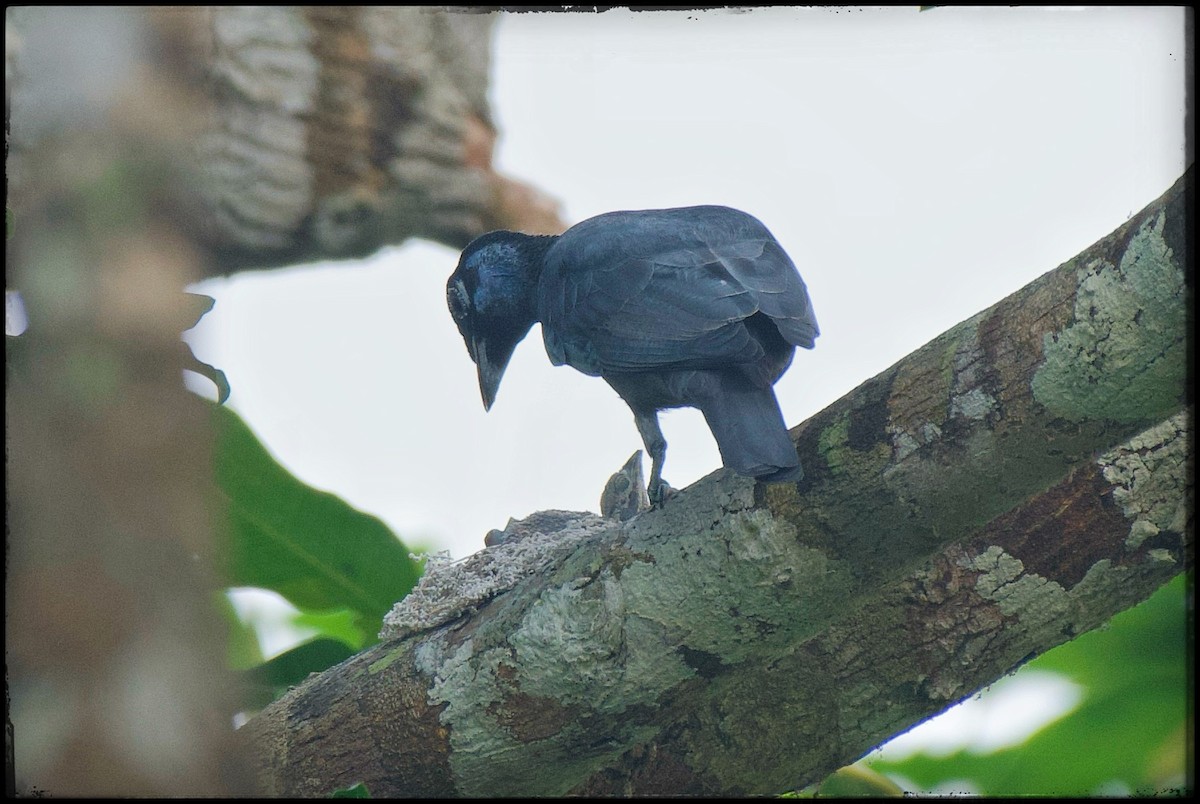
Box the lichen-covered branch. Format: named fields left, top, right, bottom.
left=7, top=7, right=566, bottom=276
left=243, top=173, right=1191, bottom=796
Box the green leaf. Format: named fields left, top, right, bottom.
left=292, top=607, right=375, bottom=652
left=218, top=591, right=265, bottom=670
left=212, top=402, right=422, bottom=628
left=246, top=637, right=357, bottom=691
left=816, top=765, right=903, bottom=797
left=330, top=782, right=371, bottom=798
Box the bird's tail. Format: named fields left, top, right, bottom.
left=699, top=384, right=802, bottom=483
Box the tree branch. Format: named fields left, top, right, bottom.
left=6, top=8, right=567, bottom=277
left=242, top=172, right=1191, bottom=795
left=192, top=6, right=566, bottom=271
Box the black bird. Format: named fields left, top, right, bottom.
left=446, top=205, right=819, bottom=505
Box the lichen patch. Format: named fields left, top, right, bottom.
left=1097, top=411, right=1190, bottom=550
left=1032, top=211, right=1186, bottom=423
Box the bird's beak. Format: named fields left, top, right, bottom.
left=474, top=338, right=506, bottom=411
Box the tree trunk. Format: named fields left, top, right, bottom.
left=242, top=173, right=1191, bottom=796
left=4, top=7, right=560, bottom=795
left=6, top=7, right=253, bottom=795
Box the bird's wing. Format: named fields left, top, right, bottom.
left=540, top=207, right=818, bottom=374
left=713, top=236, right=818, bottom=349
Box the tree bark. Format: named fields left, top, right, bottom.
left=7, top=7, right=566, bottom=277
left=5, top=6, right=564, bottom=795
left=242, top=173, right=1191, bottom=796
left=6, top=8, right=254, bottom=795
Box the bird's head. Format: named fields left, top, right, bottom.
left=447, top=232, right=549, bottom=410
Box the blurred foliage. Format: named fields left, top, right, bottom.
left=213, top=401, right=422, bottom=620
left=210, top=402, right=423, bottom=697
left=292, top=606, right=378, bottom=651
left=241, top=638, right=359, bottom=709
left=860, top=571, right=1192, bottom=796
left=814, top=765, right=903, bottom=797
left=221, top=591, right=266, bottom=671
left=331, top=782, right=372, bottom=798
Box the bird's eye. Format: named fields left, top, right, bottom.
left=447, top=281, right=471, bottom=322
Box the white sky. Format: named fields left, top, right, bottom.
left=186, top=6, right=1187, bottom=768
left=188, top=6, right=1187, bottom=560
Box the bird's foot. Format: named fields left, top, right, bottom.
left=647, top=479, right=677, bottom=508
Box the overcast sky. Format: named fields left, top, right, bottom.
left=188, top=6, right=1187, bottom=563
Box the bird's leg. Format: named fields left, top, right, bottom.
left=633, top=410, right=674, bottom=506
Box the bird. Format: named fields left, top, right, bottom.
left=600, top=450, right=651, bottom=522
left=446, top=205, right=819, bottom=506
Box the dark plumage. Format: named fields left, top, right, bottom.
left=447, top=205, right=819, bottom=505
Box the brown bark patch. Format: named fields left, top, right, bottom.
left=975, top=462, right=1132, bottom=588
left=488, top=691, right=580, bottom=742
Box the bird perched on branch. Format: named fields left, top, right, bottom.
left=447, top=205, right=819, bottom=505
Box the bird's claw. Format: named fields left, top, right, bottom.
left=647, top=479, right=677, bottom=508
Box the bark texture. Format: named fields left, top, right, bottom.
left=243, top=174, right=1191, bottom=796
left=7, top=7, right=566, bottom=277
left=6, top=8, right=253, bottom=795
